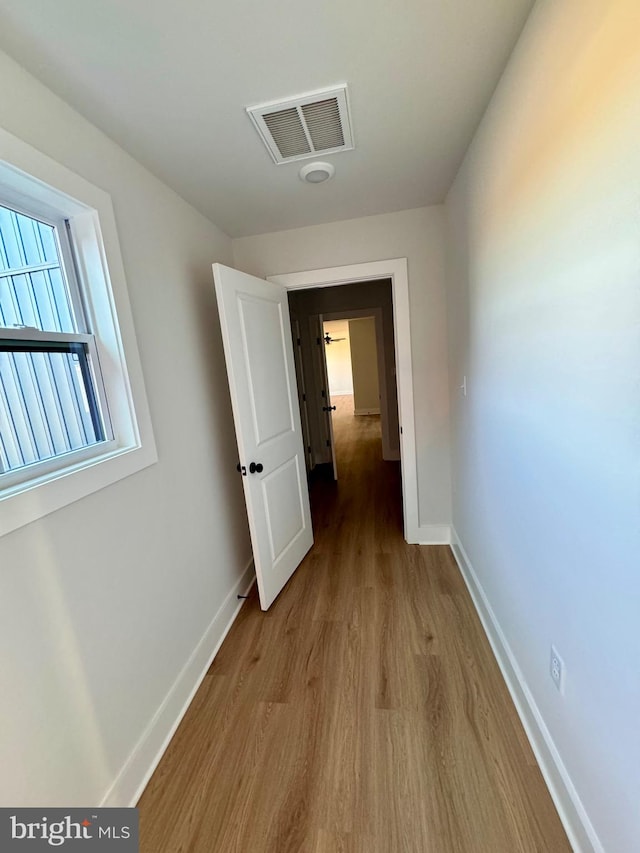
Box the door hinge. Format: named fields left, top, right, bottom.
left=307, top=445, right=312, bottom=454
left=400, top=426, right=403, bottom=434
left=297, top=337, right=301, bottom=346
left=326, top=439, right=331, bottom=448
left=321, top=389, right=326, bottom=398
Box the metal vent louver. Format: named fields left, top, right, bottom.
left=247, top=86, right=354, bottom=164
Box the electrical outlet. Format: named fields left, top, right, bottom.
left=550, top=645, right=565, bottom=693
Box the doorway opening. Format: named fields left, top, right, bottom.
left=323, top=317, right=380, bottom=421
left=286, top=282, right=401, bottom=536
left=270, top=258, right=418, bottom=544
left=287, top=280, right=400, bottom=475
left=323, top=315, right=384, bottom=484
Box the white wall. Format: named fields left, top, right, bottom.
left=444, top=2, right=640, bottom=850
left=233, top=207, right=452, bottom=530
left=323, top=320, right=353, bottom=396
left=0, top=50, right=252, bottom=806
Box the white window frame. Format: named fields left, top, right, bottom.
left=0, top=126, right=157, bottom=537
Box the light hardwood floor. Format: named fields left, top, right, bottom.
left=138, top=395, right=570, bottom=852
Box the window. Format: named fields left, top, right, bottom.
left=0, top=204, right=111, bottom=484
left=0, top=126, right=156, bottom=536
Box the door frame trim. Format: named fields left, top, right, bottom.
left=268, top=258, right=418, bottom=544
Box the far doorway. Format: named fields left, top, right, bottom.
left=272, top=258, right=419, bottom=546
left=322, top=314, right=384, bottom=477
left=324, top=313, right=382, bottom=407
left=287, top=281, right=401, bottom=514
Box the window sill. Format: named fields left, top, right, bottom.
left=0, top=439, right=157, bottom=537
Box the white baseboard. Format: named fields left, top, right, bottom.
left=450, top=529, right=603, bottom=853
left=410, top=523, right=451, bottom=545
left=100, top=559, right=256, bottom=807
left=354, top=407, right=380, bottom=416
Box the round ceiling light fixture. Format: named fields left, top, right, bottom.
left=299, top=161, right=335, bottom=184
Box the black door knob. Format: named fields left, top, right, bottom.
left=322, top=405, right=336, bottom=412
left=249, top=462, right=263, bottom=474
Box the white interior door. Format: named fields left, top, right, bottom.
left=318, top=314, right=338, bottom=480
left=213, top=263, right=313, bottom=610
left=312, top=313, right=338, bottom=480
left=290, top=317, right=313, bottom=472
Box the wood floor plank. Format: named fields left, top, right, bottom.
left=138, top=395, right=570, bottom=852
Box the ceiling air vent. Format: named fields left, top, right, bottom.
left=246, top=85, right=354, bottom=164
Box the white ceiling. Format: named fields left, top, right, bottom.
left=0, top=0, right=533, bottom=237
